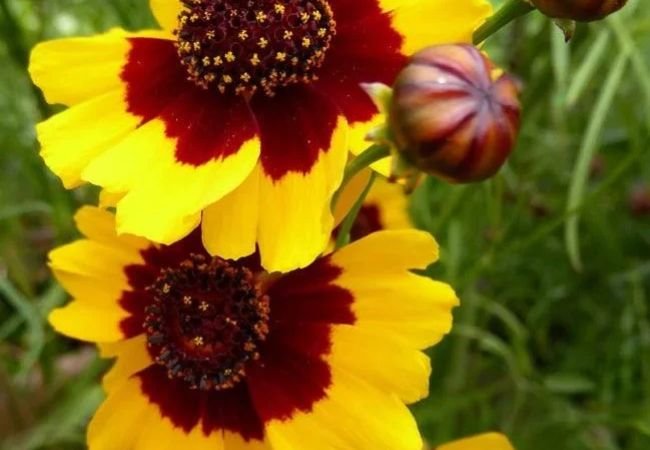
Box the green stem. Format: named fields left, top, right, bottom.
left=473, top=0, right=535, bottom=45
left=335, top=172, right=377, bottom=249
left=331, top=144, right=390, bottom=208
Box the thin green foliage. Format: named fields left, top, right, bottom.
left=565, top=50, right=629, bottom=271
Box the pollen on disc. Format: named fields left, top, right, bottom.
left=175, top=0, right=336, bottom=96
left=144, top=254, right=270, bottom=391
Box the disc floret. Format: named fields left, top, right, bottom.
left=144, top=254, right=270, bottom=391
left=176, top=0, right=336, bottom=96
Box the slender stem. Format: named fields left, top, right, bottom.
left=473, top=0, right=535, bottom=45
left=335, top=172, right=377, bottom=249
left=331, top=144, right=390, bottom=208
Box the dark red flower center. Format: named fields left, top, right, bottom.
left=175, top=0, right=336, bottom=96
left=143, top=254, right=270, bottom=391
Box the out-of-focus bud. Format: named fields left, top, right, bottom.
left=589, top=155, right=606, bottom=180
left=629, top=184, right=650, bottom=217
left=389, top=44, right=521, bottom=184
left=531, top=0, right=627, bottom=22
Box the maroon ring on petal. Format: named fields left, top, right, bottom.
left=118, top=231, right=354, bottom=440
left=121, top=38, right=258, bottom=166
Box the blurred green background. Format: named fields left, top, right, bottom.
left=0, top=0, right=649, bottom=449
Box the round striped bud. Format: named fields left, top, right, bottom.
left=389, top=44, right=521, bottom=184
left=531, top=0, right=627, bottom=21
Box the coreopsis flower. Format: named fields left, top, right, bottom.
left=436, top=433, right=514, bottom=450
left=48, top=206, right=458, bottom=450
left=389, top=44, right=521, bottom=183
left=29, top=0, right=491, bottom=272
left=531, top=0, right=627, bottom=21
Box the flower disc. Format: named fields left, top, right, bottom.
left=176, top=0, right=336, bottom=96
left=144, top=254, right=270, bottom=391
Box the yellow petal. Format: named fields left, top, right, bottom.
left=149, top=0, right=184, bottom=33
left=383, top=0, right=493, bottom=55
left=257, top=117, right=348, bottom=272
left=345, top=271, right=457, bottom=348
left=82, top=119, right=261, bottom=245
left=438, top=433, right=515, bottom=450
left=265, top=367, right=422, bottom=450
left=331, top=230, right=458, bottom=348
left=332, top=229, right=438, bottom=271
left=36, top=90, right=140, bottom=188
left=99, top=190, right=125, bottom=208
left=134, top=409, right=225, bottom=450
left=330, top=325, right=431, bottom=403
left=88, top=378, right=154, bottom=450
left=49, top=301, right=128, bottom=343
left=366, top=176, right=412, bottom=230
left=31, top=31, right=173, bottom=188
left=74, top=206, right=149, bottom=251
left=49, top=239, right=140, bottom=285
left=29, top=29, right=169, bottom=106
left=89, top=376, right=226, bottom=450
left=30, top=31, right=128, bottom=106
left=133, top=414, right=183, bottom=450
left=52, top=269, right=127, bottom=313
left=202, top=165, right=260, bottom=260
left=223, top=432, right=271, bottom=450
left=48, top=238, right=141, bottom=321
left=81, top=120, right=165, bottom=194
left=99, top=335, right=153, bottom=393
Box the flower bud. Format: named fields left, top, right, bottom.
left=531, top=0, right=627, bottom=21
left=389, top=44, right=521, bottom=184
left=629, top=184, right=650, bottom=217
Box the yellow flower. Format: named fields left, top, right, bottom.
left=437, top=433, right=515, bottom=450
left=29, top=0, right=492, bottom=272
left=48, top=206, right=458, bottom=450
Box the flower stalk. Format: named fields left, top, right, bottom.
left=331, top=144, right=390, bottom=209
left=473, top=0, right=535, bottom=44
left=335, top=171, right=377, bottom=249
